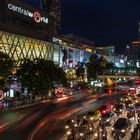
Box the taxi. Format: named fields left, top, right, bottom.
left=120, top=96, right=130, bottom=102
left=86, top=110, right=101, bottom=121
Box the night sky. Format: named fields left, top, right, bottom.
left=24, top=0, right=140, bottom=53
left=61, top=0, right=140, bottom=52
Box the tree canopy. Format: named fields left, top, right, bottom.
left=0, top=52, right=14, bottom=90
left=0, top=52, right=13, bottom=78
left=17, top=59, right=67, bottom=95
left=87, top=54, right=108, bottom=80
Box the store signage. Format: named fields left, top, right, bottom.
left=8, top=3, right=48, bottom=24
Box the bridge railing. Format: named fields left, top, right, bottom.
left=97, top=72, right=138, bottom=76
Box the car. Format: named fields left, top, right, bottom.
left=86, top=111, right=101, bottom=121
left=135, top=94, right=140, bottom=102
left=132, top=97, right=139, bottom=104
left=113, top=104, right=125, bottom=115
left=134, top=78, right=140, bottom=84
left=128, top=91, right=136, bottom=97
left=78, top=127, right=88, bottom=140
left=120, top=96, right=130, bottom=102
left=112, top=118, right=131, bottom=138
left=127, top=105, right=136, bottom=112
left=112, top=98, right=121, bottom=106
left=134, top=102, right=140, bottom=112
left=127, top=102, right=140, bottom=113
left=99, top=112, right=117, bottom=125
left=99, top=104, right=113, bottom=115
left=124, top=100, right=134, bottom=108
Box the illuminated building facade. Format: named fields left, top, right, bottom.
left=53, top=36, right=95, bottom=80
left=125, top=42, right=140, bottom=67
left=0, top=0, right=55, bottom=65
left=96, top=46, right=115, bottom=63
left=0, top=0, right=94, bottom=74
left=53, top=36, right=95, bottom=68
left=0, top=31, right=53, bottom=66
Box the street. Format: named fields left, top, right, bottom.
left=0, top=91, right=124, bottom=140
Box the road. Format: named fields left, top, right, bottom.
left=0, top=91, right=124, bottom=140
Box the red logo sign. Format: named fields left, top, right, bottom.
left=34, top=11, right=41, bottom=23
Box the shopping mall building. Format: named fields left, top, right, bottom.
left=0, top=0, right=95, bottom=75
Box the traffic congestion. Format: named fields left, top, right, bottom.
left=64, top=86, right=140, bottom=140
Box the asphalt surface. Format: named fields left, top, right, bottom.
left=0, top=91, right=125, bottom=140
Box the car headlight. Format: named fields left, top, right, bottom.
left=65, top=125, right=69, bottom=129
left=71, top=120, right=74, bottom=123
left=107, top=119, right=109, bottom=122
left=89, top=127, right=93, bottom=130
left=67, top=131, right=71, bottom=135
left=120, top=109, right=122, bottom=112
left=80, top=133, right=84, bottom=137
left=74, top=124, right=78, bottom=127
left=94, top=133, right=98, bottom=137
left=90, top=117, right=93, bottom=120
left=121, top=129, right=125, bottom=133
left=112, top=127, right=114, bottom=130
left=83, top=116, right=86, bottom=119
left=102, top=134, right=105, bottom=137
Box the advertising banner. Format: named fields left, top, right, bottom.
left=6, top=0, right=48, bottom=26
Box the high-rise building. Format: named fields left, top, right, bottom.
left=23, top=0, right=61, bottom=36
left=96, top=46, right=115, bottom=63
left=41, top=0, right=61, bottom=35
left=0, top=0, right=55, bottom=65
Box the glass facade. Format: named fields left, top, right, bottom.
left=53, top=44, right=92, bottom=68
left=0, top=31, right=54, bottom=65
left=53, top=44, right=60, bottom=64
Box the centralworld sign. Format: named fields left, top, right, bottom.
left=8, top=3, right=48, bottom=24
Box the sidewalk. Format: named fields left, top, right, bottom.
left=0, top=100, right=43, bottom=113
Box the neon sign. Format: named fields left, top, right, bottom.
left=8, top=3, right=48, bottom=24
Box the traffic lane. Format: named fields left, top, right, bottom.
left=0, top=93, right=98, bottom=140
left=29, top=92, right=125, bottom=140
left=0, top=92, right=88, bottom=130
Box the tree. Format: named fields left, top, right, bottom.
left=0, top=52, right=13, bottom=78
left=86, top=54, right=108, bottom=81
left=17, top=59, right=36, bottom=94
left=17, top=59, right=67, bottom=96
left=0, top=52, right=14, bottom=90
left=76, top=62, right=85, bottom=79
left=55, top=66, right=67, bottom=86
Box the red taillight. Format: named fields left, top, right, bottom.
left=108, top=90, right=112, bottom=94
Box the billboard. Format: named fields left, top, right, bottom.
left=6, top=0, right=48, bottom=26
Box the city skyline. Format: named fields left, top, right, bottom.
left=61, top=0, right=140, bottom=52
left=10, top=0, right=140, bottom=52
